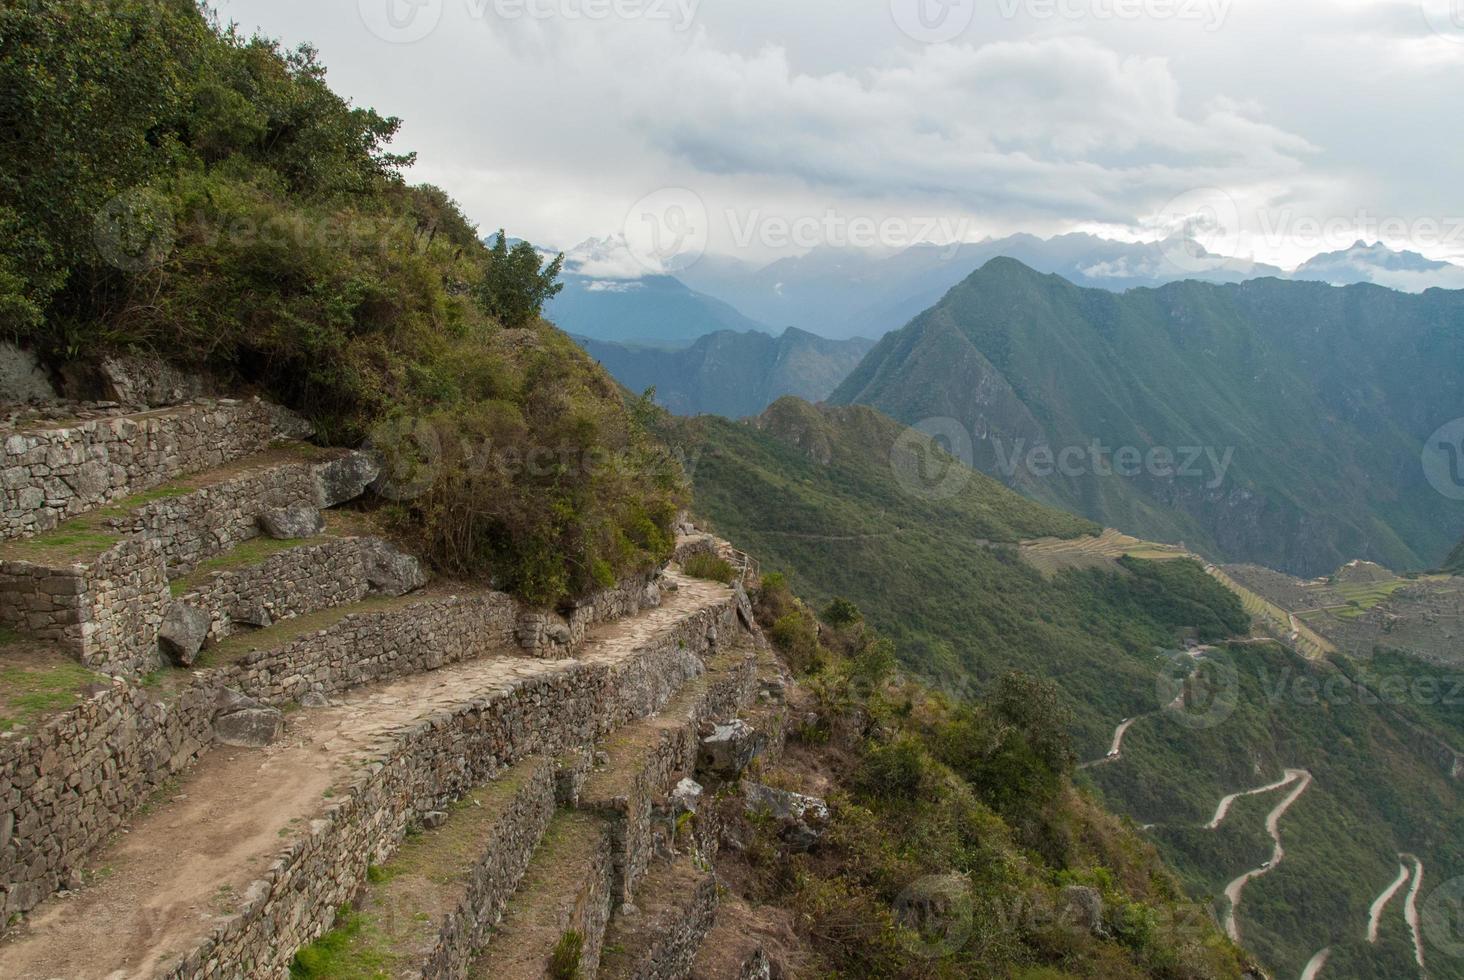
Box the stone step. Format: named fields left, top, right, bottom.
left=466, top=811, right=616, bottom=980
left=0, top=398, right=300, bottom=543
left=598, top=854, right=718, bottom=980
left=289, top=755, right=558, bottom=980
left=577, top=640, right=757, bottom=907
left=0, top=577, right=741, bottom=977
left=0, top=444, right=379, bottom=676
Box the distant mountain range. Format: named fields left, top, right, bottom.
left=1448, top=536, right=1464, bottom=574
left=575, top=328, right=872, bottom=418
left=550, top=233, right=1464, bottom=344
left=830, top=258, right=1464, bottom=577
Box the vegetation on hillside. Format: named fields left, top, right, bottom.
left=1446, top=536, right=1464, bottom=575
left=725, top=576, right=1252, bottom=978
left=0, top=0, right=681, bottom=603
left=659, top=399, right=1247, bottom=751
left=832, top=257, right=1464, bottom=576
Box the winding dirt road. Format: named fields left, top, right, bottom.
left=1206, top=770, right=1306, bottom=830
left=1220, top=769, right=1314, bottom=944
left=1300, top=946, right=1331, bottom=979
left=1078, top=716, right=1141, bottom=769
left=1366, top=860, right=1411, bottom=943
left=1403, top=852, right=1426, bottom=970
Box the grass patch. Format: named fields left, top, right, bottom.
left=549, top=930, right=584, bottom=979
left=291, top=765, right=539, bottom=979
left=0, top=654, right=103, bottom=731
left=683, top=553, right=735, bottom=584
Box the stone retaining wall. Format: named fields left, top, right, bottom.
left=180, top=538, right=377, bottom=645
left=0, top=451, right=376, bottom=677
left=156, top=612, right=744, bottom=980
left=0, top=575, right=738, bottom=938
left=0, top=538, right=168, bottom=676
left=0, top=676, right=222, bottom=924
left=415, top=758, right=558, bottom=980
left=0, top=400, right=281, bottom=541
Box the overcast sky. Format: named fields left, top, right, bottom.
left=216, top=0, right=1463, bottom=268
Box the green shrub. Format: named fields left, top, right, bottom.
left=683, top=552, right=735, bottom=583
left=0, top=1, right=682, bottom=607
left=548, top=930, right=583, bottom=980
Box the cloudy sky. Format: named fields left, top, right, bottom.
left=218, top=0, right=1463, bottom=268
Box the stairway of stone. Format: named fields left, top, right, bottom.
left=457, top=635, right=758, bottom=980
left=0, top=569, right=741, bottom=980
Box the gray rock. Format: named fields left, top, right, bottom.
left=258, top=501, right=325, bottom=540
left=98, top=352, right=208, bottom=407
left=229, top=603, right=273, bottom=630
left=0, top=343, right=57, bottom=404
left=214, top=707, right=284, bottom=748
left=362, top=540, right=428, bottom=597
left=671, top=777, right=704, bottom=816
left=158, top=604, right=211, bottom=667
left=421, top=810, right=448, bottom=830
left=699, top=720, right=763, bottom=777
left=743, top=783, right=829, bottom=852
left=546, top=623, right=573, bottom=645
left=266, top=403, right=315, bottom=441
left=214, top=687, right=267, bottom=717
left=299, top=692, right=332, bottom=709
left=312, top=452, right=381, bottom=508
left=1060, top=885, right=1105, bottom=935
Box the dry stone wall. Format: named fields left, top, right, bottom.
left=0, top=539, right=167, bottom=676
left=180, top=537, right=380, bottom=645
left=0, top=400, right=283, bottom=541
left=157, top=601, right=745, bottom=980
left=0, top=450, right=377, bottom=677
left=0, top=676, right=222, bottom=924
left=0, top=570, right=721, bottom=935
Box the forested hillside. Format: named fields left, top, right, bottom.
left=0, top=0, right=681, bottom=605
left=664, top=397, right=1464, bottom=979
left=832, top=258, right=1464, bottom=577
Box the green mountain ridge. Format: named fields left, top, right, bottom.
left=832, top=258, right=1464, bottom=578
left=666, top=396, right=1464, bottom=979
left=575, top=327, right=873, bottom=418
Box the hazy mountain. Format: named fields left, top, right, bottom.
left=831, top=258, right=1464, bottom=577
left=679, top=233, right=1286, bottom=339
left=575, top=327, right=873, bottom=418
left=539, top=235, right=774, bottom=345
left=1291, top=239, right=1464, bottom=291
left=1447, top=535, right=1464, bottom=574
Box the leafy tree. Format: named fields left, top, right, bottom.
left=476, top=230, right=564, bottom=328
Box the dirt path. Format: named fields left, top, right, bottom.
left=1403, top=852, right=1426, bottom=970
left=1078, top=716, right=1141, bottom=769
left=1206, top=770, right=1304, bottom=830
left=1366, top=860, right=1411, bottom=943
left=0, top=574, right=729, bottom=980
left=1300, top=946, right=1331, bottom=979
left=1221, top=769, right=1313, bottom=944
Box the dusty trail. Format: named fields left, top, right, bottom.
left=1300, top=946, right=1331, bottom=979
left=1403, top=852, right=1426, bottom=970
left=1366, top=860, right=1411, bottom=943
left=1221, top=769, right=1313, bottom=944
left=1207, top=770, right=1305, bottom=830
left=1078, top=716, right=1141, bottom=769
left=0, top=575, right=728, bottom=980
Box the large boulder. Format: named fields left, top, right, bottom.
left=158, top=603, right=211, bottom=667
left=214, top=707, right=284, bottom=748
left=258, top=501, right=325, bottom=540
left=0, top=343, right=56, bottom=404
left=97, top=352, right=210, bottom=407
left=1059, top=885, right=1106, bottom=936
left=699, top=719, right=764, bottom=778
left=743, top=783, right=829, bottom=852
left=312, top=452, right=381, bottom=508
left=362, top=540, right=428, bottom=597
